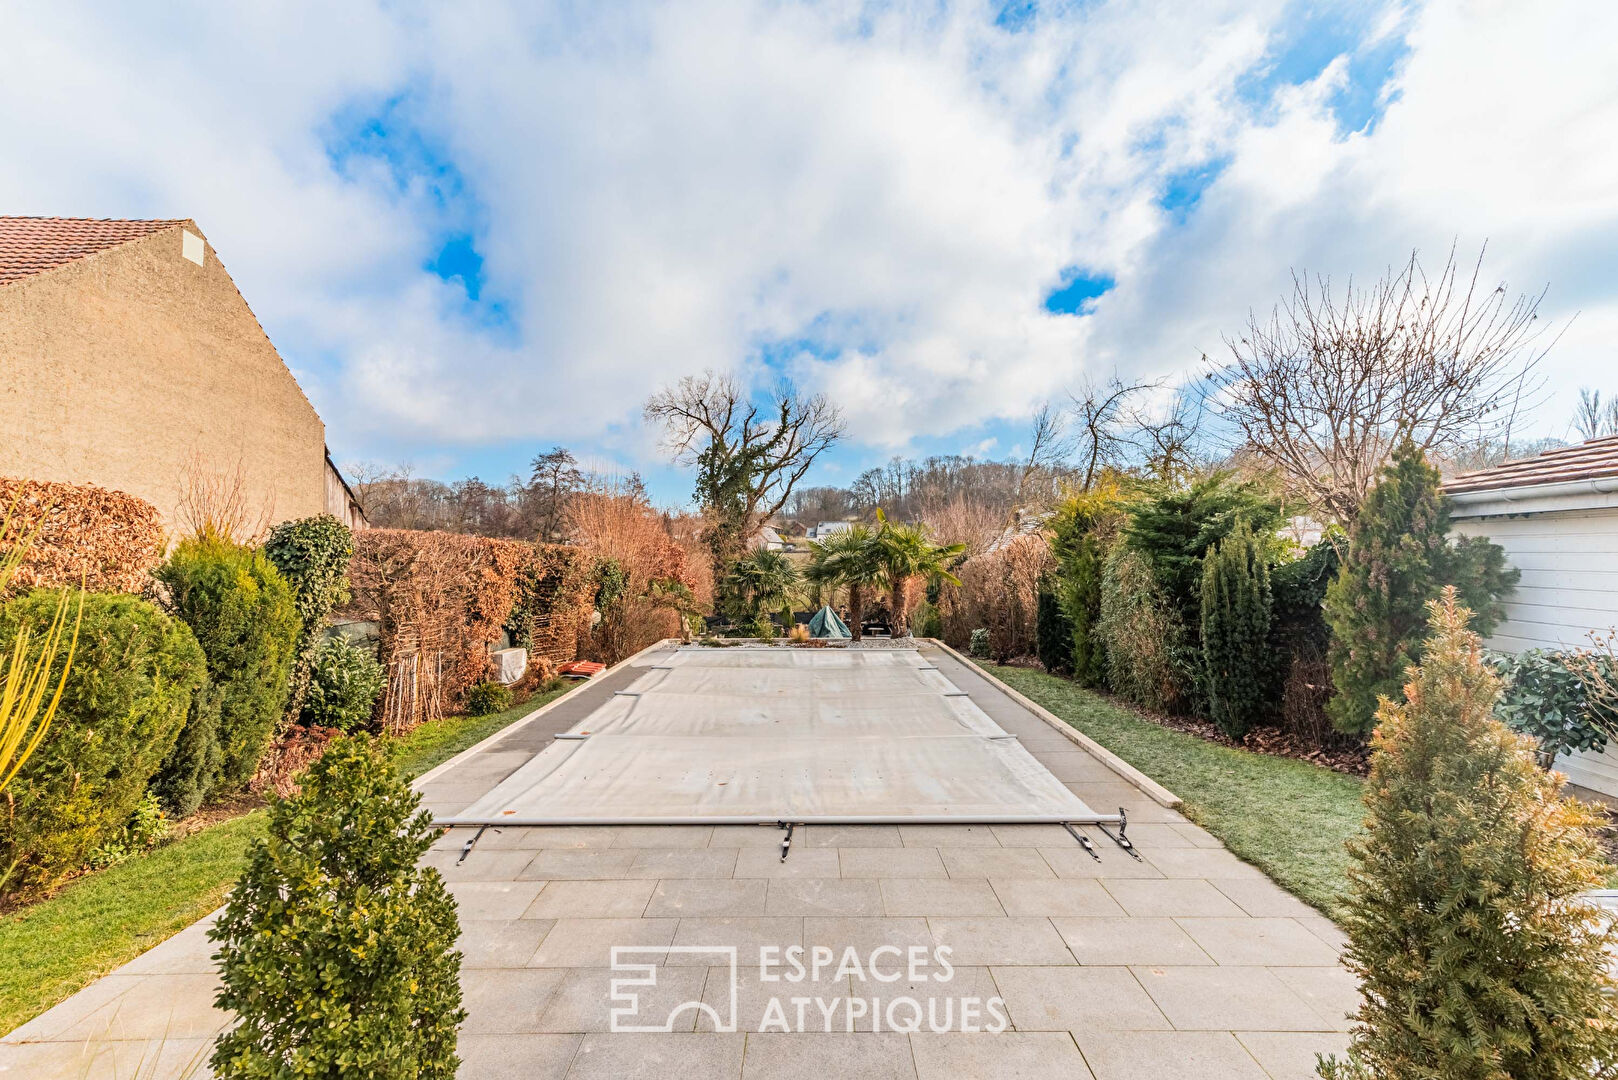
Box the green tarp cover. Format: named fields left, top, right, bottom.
left=807, top=604, right=851, bottom=639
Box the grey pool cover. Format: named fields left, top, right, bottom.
left=437, top=647, right=1109, bottom=826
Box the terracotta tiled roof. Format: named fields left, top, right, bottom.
left=1445, top=436, right=1618, bottom=495
left=0, top=216, right=188, bottom=286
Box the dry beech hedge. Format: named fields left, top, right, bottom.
left=0, top=477, right=166, bottom=598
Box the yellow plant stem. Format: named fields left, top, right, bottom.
left=0, top=587, right=83, bottom=794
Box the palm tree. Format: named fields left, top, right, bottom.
left=806, top=524, right=882, bottom=641
left=870, top=513, right=964, bottom=638
left=729, top=548, right=804, bottom=626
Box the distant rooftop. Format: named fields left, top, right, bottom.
left=1445, top=436, right=1618, bottom=495
left=0, top=216, right=188, bottom=286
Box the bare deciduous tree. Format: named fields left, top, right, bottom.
left=644, top=371, right=844, bottom=565
left=1211, top=245, right=1554, bottom=525
left=1068, top=376, right=1156, bottom=489
left=1573, top=388, right=1618, bottom=443
left=1128, top=387, right=1208, bottom=483
left=1018, top=400, right=1075, bottom=500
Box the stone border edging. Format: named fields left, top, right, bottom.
left=411, top=637, right=678, bottom=790
left=928, top=638, right=1183, bottom=809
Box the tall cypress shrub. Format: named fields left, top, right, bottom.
left=1199, top=520, right=1272, bottom=739
left=1065, top=533, right=1107, bottom=687
left=155, top=533, right=299, bottom=795
left=263, top=515, right=353, bottom=729
left=1034, top=584, right=1072, bottom=675
left=1320, top=591, right=1618, bottom=1079
left=1323, top=442, right=1517, bottom=734
left=211, top=736, right=464, bottom=1078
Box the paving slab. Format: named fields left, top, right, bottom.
left=766, top=878, right=885, bottom=916
left=1128, top=967, right=1332, bottom=1032
left=742, top=1032, right=917, bottom=1079
left=650, top=878, right=771, bottom=917
left=910, top=1031, right=1094, bottom=1079
left=991, top=966, right=1170, bottom=1031
left=1235, top=1031, right=1354, bottom=1080
left=989, top=878, right=1127, bottom=917
left=1075, top=1030, right=1270, bottom=1080
left=880, top=878, right=1006, bottom=916
left=1051, top=917, right=1214, bottom=966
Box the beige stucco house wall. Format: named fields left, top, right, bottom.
left=0, top=218, right=327, bottom=533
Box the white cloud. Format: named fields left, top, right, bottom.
left=1, top=0, right=1615, bottom=479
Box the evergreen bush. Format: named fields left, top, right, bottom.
left=1490, top=648, right=1616, bottom=763
left=1320, top=590, right=1618, bottom=1079
left=152, top=681, right=224, bottom=818
left=1034, top=586, right=1072, bottom=675
left=1323, top=443, right=1518, bottom=734
left=1097, top=546, right=1188, bottom=712
left=155, top=533, right=300, bottom=795
left=301, top=635, right=385, bottom=732
left=1064, top=533, right=1107, bottom=687
left=0, top=591, right=204, bottom=899
left=1122, top=472, right=1284, bottom=637
left=465, top=680, right=513, bottom=717
left=263, top=515, right=354, bottom=729
left=210, top=736, right=464, bottom=1078
left=1199, top=520, right=1272, bottom=739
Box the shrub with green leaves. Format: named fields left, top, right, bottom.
left=0, top=591, right=204, bottom=899
left=464, top=680, right=513, bottom=717
left=86, top=790, right=169, bottom=870
left=210, top=736, right=464, bottom=1078
left=1034, top=586, right=1072, bottom=675
left=1489, top=648, right=1615, bottom=763
left=1062, top=532, right=1108, bottom=687
left=155, top=533, right=300, bottom=796
left=1097, top=546, right=1188, bottom=712
left=1199, top=520, right=1272, bottom=739
left=1321, top=591, right=1618, bottom=1079
left=301, top=635, right=385, bottom=732
left=263, top=515, right=354, bottom=729
left=1323, top=443, right=1518, bottom=734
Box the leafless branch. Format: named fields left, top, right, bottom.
left=1209, top=243, right=1555, bottom=525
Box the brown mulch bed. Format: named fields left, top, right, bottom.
left=1000, top=654, right=1372, bottom=776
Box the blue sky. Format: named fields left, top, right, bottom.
left=3, top=1, right=1615, bottom=507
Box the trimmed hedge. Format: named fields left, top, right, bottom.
left=0, top=591, right=205, bottom=900
left=155, top=535, right=299, bottom=796
left=0, top=478, right=166, bottom=598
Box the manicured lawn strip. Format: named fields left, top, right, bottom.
left=989, top=665, right=1364, bottom=919
left=391, top=683, right=573, bottom=778
left=0, top=684, right=573, bottom=1035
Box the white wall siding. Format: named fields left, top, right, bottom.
left=1452, top=508, right=1618, bottom=794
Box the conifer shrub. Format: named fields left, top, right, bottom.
left=1320, top=589, right=1618, bottom=1079
left=968, top=627, right=991, bottom=659
left=263, top=515, right=354, bottom=729
left=155, top=533, right=300, bottom=796
left=210, top=736, right=464, bottom=1078
left=1323, top=442, right=1517, bottom=734
left=1064, top=532, right=1108, bottom=687
left=1034, top=585, right=1072, bottom=675
left=0, top=591, right=204, bottom=899
left=1199, top=520, right=1272, bottom=739
left=152, top=681, right=224, bottom=818
left=301, top=635, right=385, bottom=732
left=1097, top=546, right=1188, bottom=712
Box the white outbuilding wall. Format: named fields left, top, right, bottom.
left=1451, top=480, right=1618, bottom=796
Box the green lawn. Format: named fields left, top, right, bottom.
left=989, top=665, right=1365, bottom=919
left=0, top=683, right=572, bottom=1036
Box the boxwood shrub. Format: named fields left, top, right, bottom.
left=155, top=534, right=299, bottom=796
left=0, top=590, right=204, bottom=900
left=210, top=736, right=464, bottom=1077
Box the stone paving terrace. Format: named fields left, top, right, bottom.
left=0, top=642, right=1358, bottom=1079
